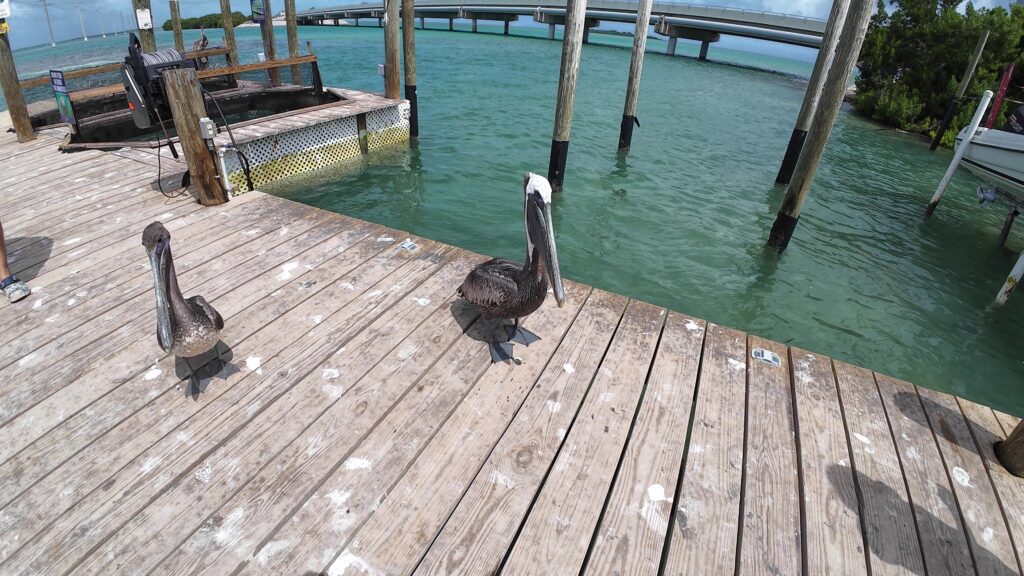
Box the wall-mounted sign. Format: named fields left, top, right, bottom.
left=136, top=8, right=152, bottom=30
left=0, top=22, right=8, bottom=36
left=251, top=0, right=266, bottom=24
left=50, top=70, right=77, bottom=130
left=0, top=1, right=11, bottom=20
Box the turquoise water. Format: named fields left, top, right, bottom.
left=5, top=26, right=1024, bottom=414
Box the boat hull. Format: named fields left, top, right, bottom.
left=955, top=126, right=1024, bottom=196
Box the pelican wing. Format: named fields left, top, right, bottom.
left=189, top=295, right=224, bottom=330
left=459, top=258, right=520, bottom=309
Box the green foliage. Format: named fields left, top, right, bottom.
left=854, top=0, right=1024, bottom=145
left=162, top=11, right=248, bottom=32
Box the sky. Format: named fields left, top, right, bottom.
left=3, top=0, right=1019, bottom=50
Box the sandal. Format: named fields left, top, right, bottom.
left=0, top=275, right=30, bottom=303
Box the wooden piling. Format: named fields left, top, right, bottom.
left=931, top=31, right=989, bottom=150
left=170, top=0, right=184, bottom=52
left=766, top=0, right=873, bottom=253
left=449, top=18, right=454, bottom=31
left=666, top=37, right=676, bottom=56
left=0, top=19, right=35, bottom=143
left=548, top=22, right=555, bottom=40
left=504, top=20, right=510, bottom=35
left=618, top=0, right=653, bottom=151
left=547, top=0, right=589, bottom=191
left=132, top=0, right=157, bottom=52
left=401, top=0, right=419, bottom=137
left=997, top=422, right=1024, bottom=475
left=997, top=250, right=1024, bottom=306
left=420, top=16, right=426, bottom=29
left=472, top=18, right=478, bottom=33
left=998, top=209, right=1019, bottom=249
left=220, top=0, right=238, bottom=67
left=286, top=0, right=302, bottom=85
left=384, top=0, right=401, bottom=99
left=775, top=0, right=850, bottom=185
left=162, top=69, right=227, bottom=206
left=259, top=0, right=281, bottom=86
left=926, top=90, right=993, bottom=219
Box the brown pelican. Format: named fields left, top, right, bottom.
left=143, top=222, right=225, bottom=387
left=458, top=173, right=567, bottom=363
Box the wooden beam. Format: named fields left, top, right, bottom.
left=401, top=0, right=419, bottom=137
left=286, top=0, right=302, bottom=84
left=618, top=0, right=653, bottom=151
left=260, top=0, right=281, bottom=86
left=162, top=69, right=227, bottom=206
left=766, top=0, right=874, bottom=253
left=547, top=0, right=589, bottom=190
left=0, top=19, right=35, bottom=143
left=775, top=0, right=850, bottom=185
left=170, top=0, right=185, bottom=52
left=131, top=0, right=157, bottom=53
left=220, top=0, right=238, bottom=67
left=384, top=0, right=401, bottom=99
left=197, top=55, right=317, bottom=80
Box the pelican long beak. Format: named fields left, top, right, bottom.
left=146, top=238, right=173, bottom=352
left=528, top=193, right=566, bottom=307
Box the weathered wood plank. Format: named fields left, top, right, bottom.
left=917, top=386, right=1021, bottom=576
left=315, top=284, right=593, bottom=576
left=737, top=336, right=801, bottom=576
left=958, top=398, right=1024, bottom=573
left=584, top=312, right=705, bottom=576
left=995, top=412, right=1022, bottom=437
left=875, top=374, right=975, bottom=576
left=790, top=348, right=868, bottom=576
left=834, top=361, right=924, bottom=576
left=415, top=290, right=628, bottom=576
left=662, top=323, right=748, bottom=575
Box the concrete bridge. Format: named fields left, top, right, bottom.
left=297, top=1, right=827, bottom=57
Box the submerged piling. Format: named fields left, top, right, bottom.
left=402, top=0, right=419, bottom=137
left=775, top=0, right=850, bottom=185
left=384, top=0, right=401, bottom=99
left=547, top=0, right=589, bottom=191
left=926, top=90, right=993, bottom=219
left=767, top=0, right=873, bottom=253
left=618, top=0, right=654, bottom=151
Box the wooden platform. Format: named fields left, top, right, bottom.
left=2, top=123, right=1024, bottom=576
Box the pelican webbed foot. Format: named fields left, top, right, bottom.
left=489, top=338, right=516, bottom=364
left=505, top=322, right=541, bottom=346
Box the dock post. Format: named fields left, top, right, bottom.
left=666, top=37, right=677, bottom=56
left=162, top=69, right=228, bottom=206
left=618, top=0, right=653, bottom=151
left=582, top=25, right=590, bottom=44
left=384, top=0, right=401, bottom=99
left=260, top=0, right=281, bottom=86
left=0, top=17, right=35, bottom=143
left=547, top=0, right=589, bottom=191
left=997, top=422, right=1024, bottom=475
left=775, top=0, right=850, bottom=185
left=220, top=0, right=238, bottom=67
left=472, top=18, right=478, bottom=33
left=987, top=63, right=1016, bottom=129
left=286, top=0, right=302, bottom=85
left=504, top=20, right=510, bottom=35
left=766, top=0, right=873, bottom=253
left=355, top=18, right=360, bottom=27
left=997, top=250, right=1024, bottom=305
left=420, top=16, right=426, bottom=29
left=170, top=0, right=185, bottom=52
left=998, top=209, right=1019, bottom=249
left=925, top=90, right=993, bottom=219
left=548, top=23, right=555, bottom=39
left=931, top=31, right=989, bottom=150
left=449, top=18, right=454, bottom=31
left=401, top=0, right=419, bottom=137
left=131, top=0, right=157, bottom=52
left=699, top=40, right=710, bottom=60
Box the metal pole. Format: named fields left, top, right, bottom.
left=926, top=90, right=994, bottom=219
left=931, top=31, right=989, bottom=150
left=76, top=0, right=89, bottom=42
left=775, top=0, right=850, bottom=185
left=547, top=0, right=589, bottom=191
left=618, top=0, right=653, bottom=151
left=170, top=0, right=184, bottom=52
left=987, top=63, right=1015, bottom=129
left=766, top=0, right=874, bottom=253
left=384, top=0, right=401, bottom=99
left=41, top=0, right=57, bottom=47
left=401, top=0, right=419, bottom=137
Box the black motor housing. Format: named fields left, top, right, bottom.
left=1002, top=106, right=1024, bottom=135
left=122, top=33, right=195, bottom=129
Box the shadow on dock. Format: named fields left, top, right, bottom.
left=894, top=390, right=998, bottom=459
left=828, top=464, right=1017, bottom=576
left=9, top=237, right=53, bottom=282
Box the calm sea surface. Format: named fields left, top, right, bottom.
left=5, top=25, right=1023, bottom=413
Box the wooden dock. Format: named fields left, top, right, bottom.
left=2, top=119, right=1024, bottom=576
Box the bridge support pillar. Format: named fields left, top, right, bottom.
left=504, top=20, right=510, bottom=35
left=699, top=40, right=709, bottom=60
left=472, top=18, right=478, bottom=32
left=449, top=18, right=454, bottom=30
left=378, top=16, right=383, bottom=27
left=666, top=37, right=677, bottom=56
left=420, top=16, right=425, bottom=29
left=656, top=20, right=719, bottom=59
left=583, top=26, right=590, bottom=43
left=354, top=18, right=359, bottom=27
left=548, top=23, right=555, bottom=39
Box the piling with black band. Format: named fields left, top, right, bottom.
left=767, top=213, right=800, bottom=253
left=775, top=128, right=807, bottom=185
left=618, top=115, right=637, bottom=150
left=405, top=84, right=419, bottom=138
left=548, top=140, right=570, bottom=191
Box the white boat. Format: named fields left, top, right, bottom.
left=955, top=122, right=1024, bottom=197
